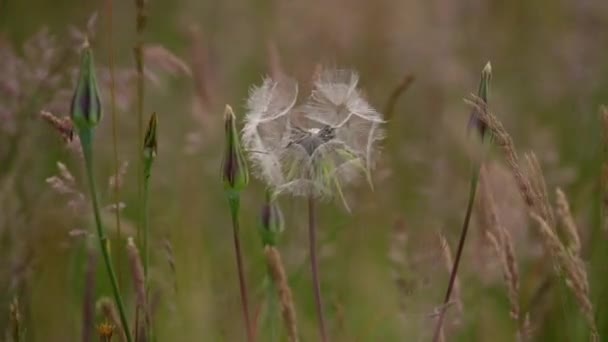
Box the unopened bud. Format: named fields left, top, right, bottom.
left=70, top=40, right=102, bottom=131
left=143, top=112, right=158, bottom=160
left=468, top=61, right=492, bottom=139
left=221, top=105, right=249, bottom=193
left=260, top=191, right=284, bottom=246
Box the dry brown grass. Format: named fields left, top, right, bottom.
left=479, top=167, right=522, bottom=340
left=468, top=94, right=599, bottom=341
left=264, top=246, right=299, bottom=342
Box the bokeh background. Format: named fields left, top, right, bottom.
left=2, top=0, right=608, bottom=341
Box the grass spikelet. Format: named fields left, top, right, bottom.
left=464, top=95, right=535, bottom=208
left=524, top=153, right=554, bottom=226
left=126, top=237, right=148, bottom=340
left=264, top=246, right=298, bottom=342
left=478, top=168, right=521, bottom=337
left=469, top=94, right=597, bottom=340
left=7, top=297, right=23, bottom=342
left=437, top=232, right=463, bottom=316
left=555, top=188, right=581, bottom=254
left=529, top=213, right=598, bottom=341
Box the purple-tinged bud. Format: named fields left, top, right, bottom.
left=70, top=40, right=102, bottom=131
left=222, top=105, right=249, bottom=193
left=260, top=191, right=284, bottom=246
left=143, top=112, right=158, bottom=160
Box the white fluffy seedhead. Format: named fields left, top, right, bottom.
left=242, top=69, right=385, bottom=209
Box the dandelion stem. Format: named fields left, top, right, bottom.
left=432, top=163, right=480, bottom=342
left=308, top=195, right=328, bottom=342
left=79, top=130, right=133, bottom=342
left=228, top=195, right=255, bottom=342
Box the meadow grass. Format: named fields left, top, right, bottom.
left=2, top=1, right=608, bottom=341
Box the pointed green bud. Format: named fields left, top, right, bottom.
left=70, top=40, right=102, bottom=131
left=259, top=191, right=284, bottom=246
left=221, top=105, right=249, bottom=193
left=143, top=112, right=158, bottom=160
left=468, top=61, right=492, bottom=139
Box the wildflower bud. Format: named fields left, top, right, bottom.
left=259, top=191, right=284, bottom=246
left=70, top=40, right=103, bottom=131
left=468, top=61, right=492, bottom=139
left=222, top=105, right=249, bottom=193
left=143, top=112, right=158, bottom=160
left=97, top=322, right=115, bottom=340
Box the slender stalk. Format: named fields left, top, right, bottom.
left=142, top=156, right=153, bottom=341
left=432, top=163, right=481, bottom=342
left=133, top=2, right=146, bottom=337
left=308, top=195, right=328, bottom=342
left=105, top=0, right=123, bottom=288
left=79, top=130, right=133, bottom=342
left=143, top=166, right=151, bottom=276
left=134, top=0, right=147, bottom=252
left=228, top=195, right=255, bottom=342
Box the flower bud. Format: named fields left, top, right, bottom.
left=468, top=61, right=492, bottom=139
left=222, top=105, right=249, bottom=193
left=143, top=112, right=158, bottom=160
left=259, top=191, right=284, bottom=246
left=70, top=40, right=102, bottom=131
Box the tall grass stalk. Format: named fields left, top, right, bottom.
left=308, top=195, right=328, bottom=342
left=141, top=112, right=157, bottom=340
left=104, top=0, right=124, bottom=288
left=134, top=0, right=147, bottom=248
left=432, top=62, right=491, bottom=342
left=133, top=2, right=147, bottom=336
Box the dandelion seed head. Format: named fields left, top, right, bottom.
left=242, top=68, right=384, bottom=205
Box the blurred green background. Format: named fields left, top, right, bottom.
left=1, top=0, right=608, bottom=341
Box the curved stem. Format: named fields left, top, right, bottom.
left=80, top=131, right=133, bottom=342
left=229, top=195, right=254, bottom=342
left=308, top=195, right=328, bottom=342
left=432, top=164, right=480, bottom=342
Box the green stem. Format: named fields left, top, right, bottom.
left=79, top=130, right=133, bottom=342
left=432, top=160, right=481, bottom=342
left=308, top=195, right=328, bottom=342
left=228, top=195, right=254, bottom=342
left=142, top=158, right=153, bottom=341
left=143, top=159, right=152, bottom=278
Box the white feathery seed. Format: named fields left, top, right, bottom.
left=242, top=68, right=384, bottom=209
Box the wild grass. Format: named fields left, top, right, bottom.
left=2, top=1, right=608, bottom=341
